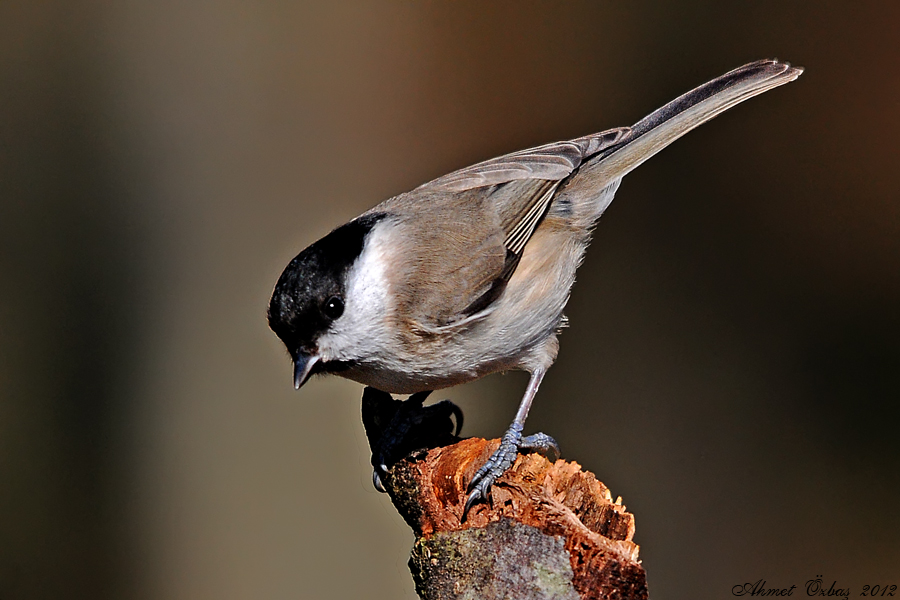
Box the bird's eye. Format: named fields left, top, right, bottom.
left=323, top=296, right=344, bottom=320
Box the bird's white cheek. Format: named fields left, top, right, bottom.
left=317, top=225, right=394, bottom=362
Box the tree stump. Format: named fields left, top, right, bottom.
left=364, top=389, right=648, bottom=600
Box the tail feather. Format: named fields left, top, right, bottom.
left=564, top=59, right=803, bottom=206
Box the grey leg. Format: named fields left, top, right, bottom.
left=464, top=368, right=559, bottom=517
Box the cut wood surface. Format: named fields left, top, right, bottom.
left=381, top=437, right=649, bottom=600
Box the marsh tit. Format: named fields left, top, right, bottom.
left=268, top=59, right=802, bottom=512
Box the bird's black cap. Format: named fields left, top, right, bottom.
left=268, top=213, right=385, bottom=373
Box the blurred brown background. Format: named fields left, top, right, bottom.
left=1, top=1, right=898, bottom=599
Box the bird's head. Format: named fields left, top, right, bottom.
left=268, top=214, right=383, bottom=388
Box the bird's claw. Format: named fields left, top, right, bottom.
left=519, top=432, right=560, bottom=462
left=463, top=425, right=558, bottom=520
left=372, top=464, right=388, bottom=493
left=465, top=426, right=521, bottom=509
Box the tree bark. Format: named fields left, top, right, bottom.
left=379, top=436, right=649, bottom=600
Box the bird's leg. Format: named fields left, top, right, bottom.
left=464, top=368, right=559, bottom=517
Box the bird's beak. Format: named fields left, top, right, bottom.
left=293, top=353, right=320, bottom=390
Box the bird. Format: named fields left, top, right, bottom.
left=267, top=59, right=803, bottom=513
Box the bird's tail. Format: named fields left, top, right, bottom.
left=556, top=59, right=803, bottom=224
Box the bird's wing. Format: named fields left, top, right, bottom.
left=419, top=128, right=628, bottom=193
left=380, top=128, right=628, bottom=331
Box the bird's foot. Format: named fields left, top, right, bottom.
left=361, top=387, right=463, bottom=493
left=463, top=425, right=559, bottom=518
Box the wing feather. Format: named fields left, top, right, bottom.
left=419, top=128, right=628, bottom=192
left=378, top=127, right=628, bottom=331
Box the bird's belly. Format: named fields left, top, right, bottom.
left=336, top=312, right=561, bottom=394
left=338, top=354, right=518, bottom=394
